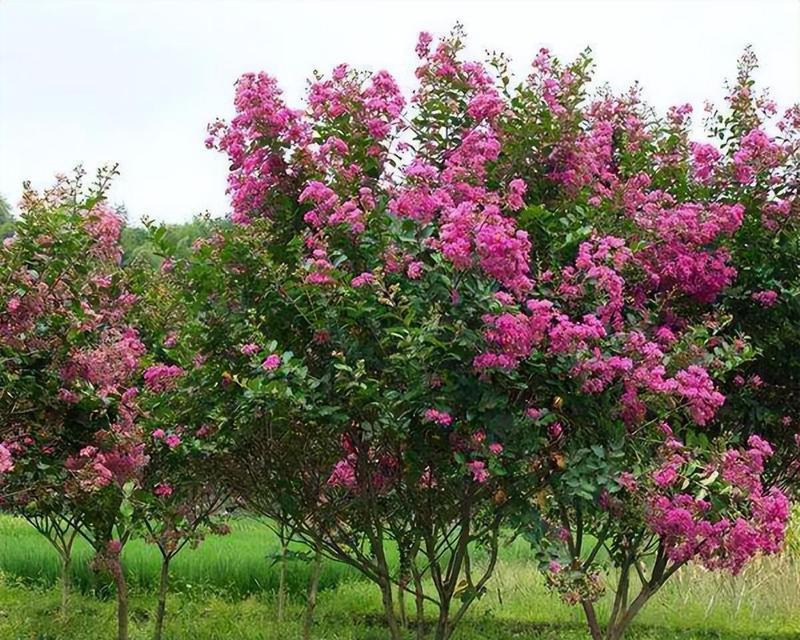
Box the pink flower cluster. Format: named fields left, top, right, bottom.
left=84, top=205, right=124, bottom=263
left=261, top=354, right=281, bottom=371
left=752, top=289, right=778, bottom=307
left=62, top=328, right=146, bottom=398
left=733, top=128, right=783, bottom=184
left=467, top=460, right=489, bottom=483
left=240, top=342, right=261, bottom=356
left=143, top=364, right=184, bottom=392
left=634, top=202, right=745, bottom=303
left=647, top=435, right=789, bottom=574
left=206, top=72, right=308, bottom=222
left=423, top=409, right=453, bottom=426
left=326, top=436, right=399, bottom=494
left=0, top=444, right=13, bottom=473
left=65, top=440, right=149, bottom=494
left=472, top=238, right=725, bottom=426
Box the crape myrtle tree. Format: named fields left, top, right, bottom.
left=0, top=168, right=148, bottom=640
left=162, top=45, right=539, bottom=637
left=136, top=450, right=229, bottom=640
left=0, top=27, right=792, bottom=640
left=127, top=240, right=233, bottom=640
left=155, top=215, right=535, bottom=640
left=472, top=39, right=799, bottom=640
left=0, top=171, right=233, bottom=640
left=198, top=26, right=795, bottom=640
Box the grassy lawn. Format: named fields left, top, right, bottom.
left=0, top=515, right=796, bottom=639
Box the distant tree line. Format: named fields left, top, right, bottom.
left=0, top=192, right=224, bottom=263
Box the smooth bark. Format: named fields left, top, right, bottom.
left=153, top=555, right=171, bottom=640
left=302, top=545, right=322, bottom=640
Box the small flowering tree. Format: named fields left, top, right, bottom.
left=135, top=374, right=230, bottom=640
left=476, top=42, right=799, bottom=640
left=0, top=168, right=148, bottom=640
left=151, top=212, right=537, bottom=639
left=195, top=30, right=565, bottom=639
left=200, top=27, right=796, bottom=640
left=126, top=248, right=233, bottom=640
left=138, top=473, right=228, bottom=640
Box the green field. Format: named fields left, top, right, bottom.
left=0, top=515, right=797, bottom=639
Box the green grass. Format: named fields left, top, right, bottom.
left=0, top=515, right=360, bottom=597
left=0, top=515, right=797, bottom=639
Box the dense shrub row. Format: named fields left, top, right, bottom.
left=1, top=28, right=798, bottom=640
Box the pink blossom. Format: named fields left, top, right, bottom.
left=58, top=388, right=79, bottom=404
left=506, top=178, right=527, bottom=211
left=424, top=409, right=453, bottom=426
left=154, top=483, right=173, bottom=498
left=419, top=466, right=437, bottom=489
left=406, top=261, right=424, bottom=279
left=328, top=457, right=358, bottom=490
left=674, top=366, right=725, bottom=426
left=467, top=90, right=504, bottom=122
left=467, top=460, right=490, bottom=483
left=526, top=407, right=543, bottom=420
left=196, top=424, right=215, bottom=438
left=262, top=354, right=281, bottom=371
left=240, top=342, right=261, bottom=356
left=752, top=290, right=778, bottom=307
left=733, top=128, right=782, bottom=184
left=0, top=444, right=13, bottom=473
left=617, top=472, right=637, bottom=491
left=415, top=31, right=433, bottom=58
left=690, top=142, right=721, bottom=183
left=351, top=272, right=375, bottom=288
left=164, top=434, right=181, bottom=449
left=143, top=364, right=184, bottom=393
left=652, top=465, right=679, bottom=488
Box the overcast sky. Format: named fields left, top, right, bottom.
left=1, top=0, right=799, bottom=225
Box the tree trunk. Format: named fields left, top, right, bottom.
left=379, top=578, right=402, bottom=640
left=581, top=601, right=603, bottom=640
left=153, top=555, right=171, bottom=640
left=302, top=544, right=322, bottom=640
left=60, top=553, right=71, bottom=617
left=277, top=538, right=288, bottom=623
left=397, top=581, right=407, bottom=629
left=606, top=586, right=652, bottom=640
left=114, top=569, right=130, bottom=640
left=412, top=562, right=425, bottom=640
left=434, top=604, right=450, bottom=640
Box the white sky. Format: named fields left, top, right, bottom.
left=1, top=0, right=799, bottom=225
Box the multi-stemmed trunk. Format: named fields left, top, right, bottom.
left=422, top=509, right=501, bottom=640
left=370, top=530, right=401, bottom=640
left=580, top=545, right=684, bottom=640
left=25, top=515, right=78, bottom=618
left=411, top=560, right=426, bottom=640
